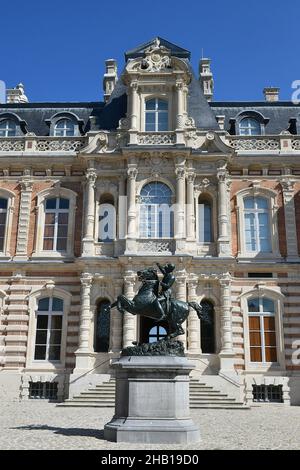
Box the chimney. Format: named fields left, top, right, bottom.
left=6, top=83, right=28, bottom=103
left=199, top=58, right=214, bottom=101
left=263, top=87, right=280, bottom=102
left=103, top=59, right=117, bottom=103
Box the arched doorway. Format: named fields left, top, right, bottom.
left=94, top=299, right=111, bottom=353
left=200, top=299, right=215, bottom=353
left=139, top=317, right=168, bottom=344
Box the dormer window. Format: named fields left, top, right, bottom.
left=239, top=118, right=261, bottom=136
left=0, top=119, right=17, bottom=137
left=145, top=98, right=168, bottom=131
left=54, top=119, right=75, bottom=137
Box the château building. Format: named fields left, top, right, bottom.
left=0, top=37, right=299, bottom=406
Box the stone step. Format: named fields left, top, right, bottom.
left=58, top=378, right=248, bottom=410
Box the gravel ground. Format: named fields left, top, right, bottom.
left=0, top=401, right=299, bottom=450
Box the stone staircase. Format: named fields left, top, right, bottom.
left=58, top=378, right=249, bottom=409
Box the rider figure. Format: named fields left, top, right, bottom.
left=156, top=262, right=175, bottom=316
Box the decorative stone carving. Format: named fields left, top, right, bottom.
left=0, top=140, right=25, bottom=151
left=36, top=139, right=86, bottom=151
left=138, top=240, right=174, bottom=253
left=139, top=39, right=172, bottom=72
left=137, top=132, right=175, bottom=145
left=229, top=138, right=280, bottom=151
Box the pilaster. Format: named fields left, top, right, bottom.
left=219, top=273, right=235, bottom=371
left=14, top=177, right=33, bottom=261
left=217, top=161, right=231, bottom=257
left=281, top=178, right=299, bottom=260
left=82, top=166, right=97, bottom=257
left=122, top=270, right=137, bottom=348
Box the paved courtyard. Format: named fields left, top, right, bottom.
left=0, top=401, right=299, bottom=450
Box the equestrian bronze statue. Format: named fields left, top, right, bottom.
left=111, top=263, right=208, bottom=340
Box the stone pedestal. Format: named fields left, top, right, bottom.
left=104, top=356, right=200, bottom=444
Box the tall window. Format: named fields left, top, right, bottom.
left=200, top=300, right=215, bottom=353
left=54, top=119, right=75, bottom=137
left=0, top=198, right=7, bottom=251
left=248, top=297, right=277, bottom=362
left=34, top=297, right=63, bottom=361
left=43, top=197, right=69, bottom=251
left=244, top=196, right=271, bottom=253
left=95, top=300, right=111, bottom=353
left=239, top=118, right=261, bottom=136
left=198, top=196, right=212, bottom=243
left=0, top=119, right=17, bottom=137
left=139, top=182, right=173, bottom=238
left=145, top=98, right=168, bottom=131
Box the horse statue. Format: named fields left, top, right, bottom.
left=110, top=264, right=209, bottom=340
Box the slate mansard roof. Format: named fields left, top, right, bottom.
left=1, top=37, right=300, bottom=136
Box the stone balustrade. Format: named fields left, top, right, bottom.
left=1, top=133, right=300, bottom=153
left=0, top=136, right=88, bottom=153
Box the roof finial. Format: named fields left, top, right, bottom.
left=155, top=37, right=160, bottom=47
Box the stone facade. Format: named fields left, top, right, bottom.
left=0, top=37, right=299, bottom=405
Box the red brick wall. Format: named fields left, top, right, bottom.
left=295, top=183, right=300, bottom=256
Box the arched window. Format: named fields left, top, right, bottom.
left=200, top=300, right=215, bottom=353
left=239, top=118, right=261, bottom=136
left=139, top=182, right=173, bottom=238
left=0, top=198, right=8, bottom=252
left=244, top=196, right=271, bottom=253
left=94, top=300, right=111, bottom=353
left=54, top=119, right=75, bottom=137
left=149, top=325, right=168, bottom=343
left=98, top=194, right=115, bottom=242
left=34, top=297, right=63, bottom=361
left=198, top=196, right=212, bottom=243
left=0, top=119, right=17, bottom=137
left=145, top=98, right=168, bottom=131
left=248, top=297, right=277, bottom=362
left=43, top=197, right=69, bottom=251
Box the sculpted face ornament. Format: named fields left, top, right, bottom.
left=110, top=264, right=211, bottom=355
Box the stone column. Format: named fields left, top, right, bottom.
left=122, top=270, right=137, bottom=348
left=82, top=167, right=97, bottom=256
left=125, top=163, right=138, bottom=254
left=175, top=161, right=186, bottom=247
left=175, top=81, right=185, bottom=144
left=219, top=274, right=235, bottom=371
left=187, top=277, right=201, bottom=354
left=175, top=271, right=187, bottom=348
left=78, top=273, right=93, bottom=352
left=14, top=177, right=33, bottom=260
left=110, top=280, right=124, bottom=354
left=176, top=81, right=184, bottom=129
left=281, top=178, right=299, bottom=260
left=129, top=82, right=139, bottom=145
left=186, top=172, right=196, bottom=240
left=217, top=161, right=231, bottom=256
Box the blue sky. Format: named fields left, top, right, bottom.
left=0, top=0, right=299, bottom=102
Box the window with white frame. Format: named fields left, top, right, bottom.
left=0, top=198, right=7, bottom=251
left=0, top=119, right=17, bottom=137
left=198, top=196, right=212, bottom=243
left=243, top=196, right=271, bottom=253
left=145, top=99, right=168, bottom=131
left=43, top=197, right=69, bottom=251
left=54, top=119, right=75, bottom=137
left=139, top=182, right=173, bottom=238
left=34, top=297, right=63, bottom=361
left=239, top=118, right=261, bottom=136
left=248, top=297, right=277, bottom=363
